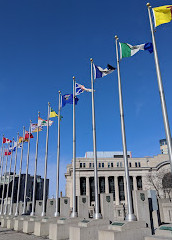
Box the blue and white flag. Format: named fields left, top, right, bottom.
left=9, top=141, right=22, bottom=152
left=93, top=64, right=116, bottom=79
left=61, top=94, right=79, bottom=108
left=75, top=83, right=92, bottom=95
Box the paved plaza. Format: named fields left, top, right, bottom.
left=0, top=227, right=49, bottom=240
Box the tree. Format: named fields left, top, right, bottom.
left=146, top=168, right=172, bottom=200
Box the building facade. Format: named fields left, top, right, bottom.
left=65, top=151, right=171, bottom=208
left=0, top=173, right=49, bottom=203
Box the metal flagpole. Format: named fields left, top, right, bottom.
left=0, top=136, right=4, bottom=216
left=90, top=59, right=102, bottom=219
left=9, top=133, right=19, bottom=215
left=147, top=3, right=172, bottom=174
left=115, top=36, right=136, bottom=221
left=15, top=127, right=25, bottom=216
left=4, top=138, right=14, bottom=215
left=0, top=135, right=4, bottom=180
left=0, top=144, right=9, bottom=215
left=71, top=77, right=78, bottom=218
left=31, top=112, right=40, bottom=216
left=55, top=91, right=61, bottom=217
left=23, top=120, right=32, bottom=214
left=0, top=136, right=4, bottom=181
left=41, top=102, right=50, bottom=217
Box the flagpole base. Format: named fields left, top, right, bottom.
left=9, top=211, right=12, bottom=216
left=93, top=212, right=102, bottom=219
left=70, top=212, right=78, bottom=218
left=15, top=212, right=18, bottom=217
left=30, top=212, right=35, bottom=217
left=41, top=212, right=46, bottom=217
left=125, top=213, right=137, bottom=222
left=54, top=212, right=60, bottom=217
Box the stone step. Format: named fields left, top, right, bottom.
left=145, top=236, right=172, bottom=240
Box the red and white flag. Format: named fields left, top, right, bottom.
left=3, top=137, right=12, bottom=144
left=4, top=149, right=11, bottom=155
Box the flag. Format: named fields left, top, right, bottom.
left=18, top=136, right=24, bottom=143
left=31, top=123, right=42, bottom=133
left=38, top=117, right=53, bottom=127
left=49, top=107, right=58, bottom=118
left=4, top=150, right=11, bottom=156
left=153, top=5, right=172, bottom=27
left=25, top=131, right=34, bottom=141
left=61, top=94, right=79, bottom=108
left=3, top=137, right=12, bottom=144
left=119, top=42, right=153, bottom=59
left=75, top=83, right=92, bottom=95
left=9, top=141, right=22, bottom=152
left=93, top=64, right=116, bottom=79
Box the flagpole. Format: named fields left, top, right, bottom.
left=4, top=138, right=14, bottom=215
left=31, top=112, right=40, bottom=216
left=115, top=36, right=136, bottom=221
left=0, top=135, right=4, bottom=180
left=71, top=77, right=78, bottom=218
left=90, top=59, right=102, bottom=219
left=0, top=136, right=4, bottom=181
left=9, top=133, right=19, bottom=215
left=0, top=144, right=9, bottom=215
left=23, top=120, right=32, bottom=214
left=55, top=91, right=61, bottom=217
left=15, top=127, right=25, bottom=216
left=41, top=102, right=50, bottom=217
left=146, top=3, right=172, bottom=174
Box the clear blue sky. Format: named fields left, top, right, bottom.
left=0, top=0, right=172, bottom=197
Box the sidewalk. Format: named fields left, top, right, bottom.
left=0, top=227, right=48, bottom=240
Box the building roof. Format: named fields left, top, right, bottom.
left=84, top=151, right=132, bottom=158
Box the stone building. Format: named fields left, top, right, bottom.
left=0, top=173, right=49, bottom=203
left=65, top=150, right=171, bottom=208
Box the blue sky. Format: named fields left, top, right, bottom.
left=0, top=0, right=172, bottom=197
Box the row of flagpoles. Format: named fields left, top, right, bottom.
left=0, top=3, right=172, bottom=221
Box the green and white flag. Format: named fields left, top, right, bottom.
left=119, top=42, right=153, bottom=59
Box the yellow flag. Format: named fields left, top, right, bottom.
left=153, top=5, right=172, bottom=27
left=49, top=107, right=58, bottom=118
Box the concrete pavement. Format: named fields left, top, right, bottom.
left=0, top=227, right=49, bottom=240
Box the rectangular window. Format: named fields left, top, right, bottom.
left=93, top=163, right=94, bottom=168
left=89, top=163, right=92, bottom=168
left=109, top=176, right=115, bottom=201
left=80, top=177, right=86, bottom=195
left=102, top=163, right=104, bottom=168
left=120, top=162, right=122, bottom=167
left=108, top=162, right=110, bottom=168
left=83, top=163, right=86, bottom=168
left=138, top=162, right=141, bottom=167
left=135, top=162, right=137, bottom=167
left=99, top=163, right=101, bottom=168
left=117, top=162, right=119, bottom=167
left=137, top=176, right=142, bottom=190
left=118, top=176, right=125, bottom=201
left=80, top=163, right=82, bottom=168
left=99, top=177, right=105, bottom=193
left=111, top=162, right=113, bottom=168
left=129, top=162, right=132, bottom=167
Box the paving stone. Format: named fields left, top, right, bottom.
left=0, top=227, right=49, bottom=240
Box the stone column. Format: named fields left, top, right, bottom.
left=133, top=176, right=137, bottom=190
left=105, top=177, right=109, bottom=194
left=114, top=176, right=119, bottom=205
left=124, top=177, right=128, bottom=205
left=86, top=177, right=90, bottom=206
